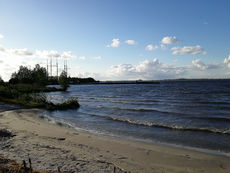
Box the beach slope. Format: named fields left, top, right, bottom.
left=0, top=109, right=230, bottom=173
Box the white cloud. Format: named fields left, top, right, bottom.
left=223, top=55, right=230, bottom=64
left=9, top=48, right=33, bottom=56
left=161, top=36, right=179, bottom=45
left=36, top=50, right=60, bottom=58
left=145, top=44, right=158, bottom=51
left=125, top=40, right=136, bottom=45
left=0, top=34, right=4, bottom=39
left=0, top=45, right=5, bottom=52
left=0, top=45, right=78, bottom=59
left=223, top=55, right=230, bottom=68
left=107, top=38, right=120, bottom=48
left=0, top=45, right=33, bottom=56
left=91, top=56, right=102, bottom=60
left=107, top=58, right=186, bottom=80
left=192, top=59, right=220, bottom=71
left=160, top=44, right=166, bottom=50
left=104, top=57, right=227, bottom=80
left=61, top=51, right=76, bottom=59
left=192, top=59, right=208, bottom=70
left=36, top=50, right=77, bottom=59
left=171, top=45, right=205, bottom=55
left=79, top=56, right=86, bottom=60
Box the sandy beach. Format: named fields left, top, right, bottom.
left=0, top=109, right=230, bottom=173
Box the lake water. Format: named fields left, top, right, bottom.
left=43, top=80, right=230, bottom=153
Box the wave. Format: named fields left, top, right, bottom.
left=80, top=97, right=160, bottom=104
left=199, top=117, right=230, bottom=122
left=77, top=110, right=230, bottom=135
left=197, top=101, right=230, bottom=105
left=106, top=117, right=230, bottom=135
left=101, top=106, right=187, bottom=116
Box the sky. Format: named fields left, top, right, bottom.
left=0, top=0, right=230, bottom=81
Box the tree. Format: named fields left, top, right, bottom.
left=9, top=66, right=33, bottom=84
left=32, top=64, right=48, bottom=86
left=59, top=71, right=69, bottom=91
left=9, top=64, right=48, bottom=86
left=0, top=76, right=4, bottom=84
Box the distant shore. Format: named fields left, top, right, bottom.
left=0, top=108, right=230, bottom=173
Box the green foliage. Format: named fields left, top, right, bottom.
left=0, top=84, right=79, bottom=110
left=45, top=97, right=79, bottom=110
left=69, top=77, right=96, bottom=84
left=9, top=64, right=48, bottom=86
left=32, top=64, right=48, bottom=86
left=59, top=71, right=69, bottom=91
left=0, top=64, right=80, bottom=111
left=0, top=76, right=4, bottom=84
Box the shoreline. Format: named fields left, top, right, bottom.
left=1, top=109, right=230, bottom=172
left=39, top=110, right=230, bottom=156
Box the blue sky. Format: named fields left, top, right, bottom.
left=0, top=0, right=230, bottom=80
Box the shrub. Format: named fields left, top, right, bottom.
left=59, top=71, right=69, bottom=91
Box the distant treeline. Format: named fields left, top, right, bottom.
left=0, top=64, right=96, bottom=86
left=0, top=64, right=80, bottom=110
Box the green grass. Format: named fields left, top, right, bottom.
left=0, top=84, right=79, bottom=111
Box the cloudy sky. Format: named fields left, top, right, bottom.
left=0, top=0, right=230, bottom=81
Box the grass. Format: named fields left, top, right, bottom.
left=0, top=84, right=79, bottom=111
left=0, top=157, right=50, bottom=173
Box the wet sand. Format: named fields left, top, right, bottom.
left=0, top=109, right=230, bottom=173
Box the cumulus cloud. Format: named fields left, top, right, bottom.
left=91, top=56, right=102, bottom=60
left=161, top=36, right=179, bottom=45
left=171, top=45, right=205, bottom=55
left=145, top=44, right=158, bottom=51
left=0, top=45, right=33, bottom=56
left=9, top=48, right=33, bottom=56
left=79, top=56, right=86, bottom=60
left=160, top=44, right=166, bottom=50
left=0, top=34, right=4, bottom=39
left=0, top=45, right=5, bottom=52
left=223, top=55, right=230, bottom=68
left=61, top=51, right=76, bottom=59
left=0, top=44, right=79, bottom=59
left=125, top=40, right=136, bottom=45
left=192, top=59, right=208, bottom=70
left=104, top=57, right=227, bottom=80
left=36, top=50, right=78, bottom=59
left=36, top=50, right=60, bottom=58
left=107, top=58, right=186, bottom=80
left=107, top=38, right=120, bottom=48
left=192, top=59, right=220, bottom=71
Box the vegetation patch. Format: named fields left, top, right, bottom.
left=0, top=129, right=14, bottom=138
left=0, top=157, right=49, bottom=173
left=0, top=64, right=80, bottom=111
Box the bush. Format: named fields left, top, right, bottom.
left=45, top=97, right=79, bottom=110
left=59, top=71, right=69, bottom=91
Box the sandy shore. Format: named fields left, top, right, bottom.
left=0, top=109, right=230, bottom=173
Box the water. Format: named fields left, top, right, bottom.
left=0, top=101, right=22, bottom=112
left=43, top=80, right=230, bottom=152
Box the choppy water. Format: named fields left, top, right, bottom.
left=43, top=80, right=230, bottom=152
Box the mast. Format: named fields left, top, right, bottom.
left=46, top=59, right=49, bottom=77
left=50, top=57, right=52, bottom=77
left=56, top=57, right=58, bottom=79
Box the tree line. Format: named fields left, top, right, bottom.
left=7, top=64, right=69, bottom=90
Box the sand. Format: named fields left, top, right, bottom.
left=0, top=109, right=230, bottom=173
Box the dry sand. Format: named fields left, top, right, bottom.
left=0, top=109, right=230, bottom=173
